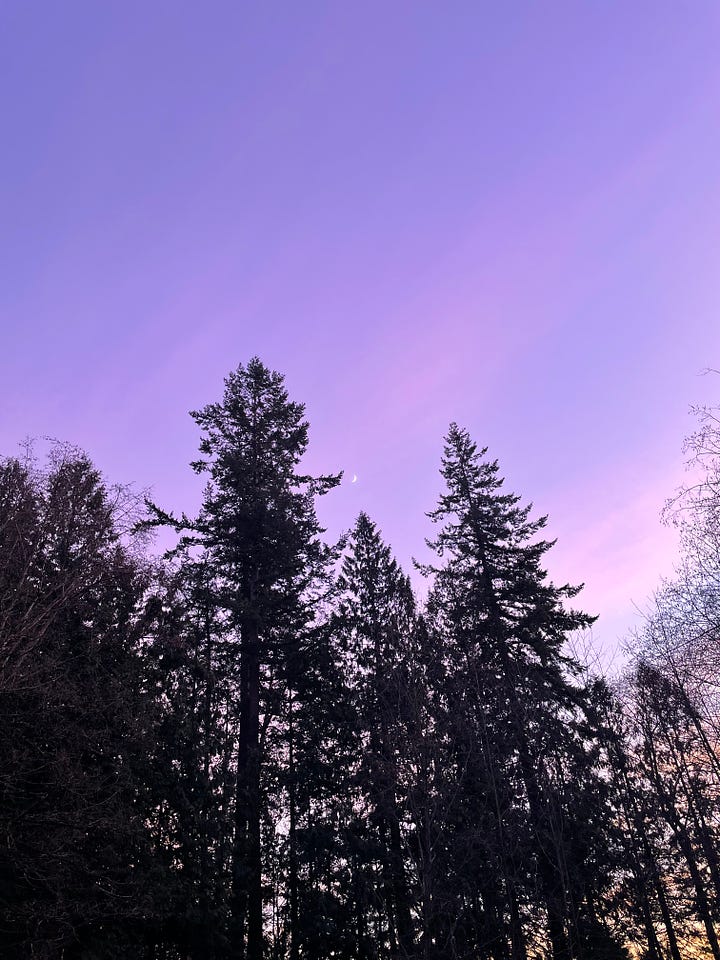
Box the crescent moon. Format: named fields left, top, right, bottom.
left=351, top=474, right=358, bottom=483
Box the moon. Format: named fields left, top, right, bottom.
left=351, top=474, right=358, bottom=483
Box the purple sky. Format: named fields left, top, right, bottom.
left=3, top=3, right=720, bottom=659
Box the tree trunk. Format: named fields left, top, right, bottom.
left=232, top=619, right=262, bottom=960
left=614, top=755, right=682, bottom=960
left=288, top=691, right=300, bottom=960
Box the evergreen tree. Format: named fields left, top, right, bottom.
left=422, top=424, right=622, bottom=959
left=160, top=358, right=340, bottom=960
left=0, top=448, right=166, bottom=958
left=334, top=513, right=418, bottom=959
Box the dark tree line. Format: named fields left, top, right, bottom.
left=2, top=358, right=719, bottom=959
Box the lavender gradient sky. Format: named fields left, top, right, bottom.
left=3, top=3, right=720, bottom=658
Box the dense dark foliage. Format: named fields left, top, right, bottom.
left=2, top=359, right=719, bottom=959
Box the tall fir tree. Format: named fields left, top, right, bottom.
left=0, top=448, right=167, bottom=958
left=334, top=513, right=418, bottom=959
left=173, top=358, right=340, bottom=960
left=422, top=424, right=623, bottom=960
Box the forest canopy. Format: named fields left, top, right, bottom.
left=2, top=357, right=719, bottom=960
